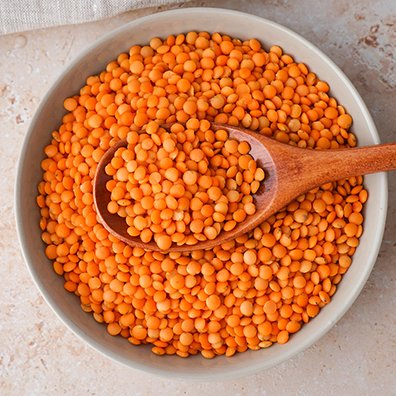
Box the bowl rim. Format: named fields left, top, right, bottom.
left=15, top=7, right=388, bottom=381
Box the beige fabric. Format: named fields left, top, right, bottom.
left=0, top=0, right=189, bottom=35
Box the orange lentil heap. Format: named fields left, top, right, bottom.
left=37, top=31, right=367, bottom=358
left=105, top=120, right=265, bottom=250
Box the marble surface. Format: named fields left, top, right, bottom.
left=1, top=1, right=396, bottom=395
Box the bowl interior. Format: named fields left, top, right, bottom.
left=16, top=8, right=387, bottom=381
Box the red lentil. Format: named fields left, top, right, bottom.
left=38, top=31, right=365, bottom=359
left=105, top=121, right=264, bottom=249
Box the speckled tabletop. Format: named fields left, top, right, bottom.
left=1, top=1, right=396, bottom=395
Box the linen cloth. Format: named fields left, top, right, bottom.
left=0, top=0, right=190, bottom=35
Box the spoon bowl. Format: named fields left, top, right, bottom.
left=93, top=123, right=278, bottom=252
left=93, top=122, right=396, bottom=252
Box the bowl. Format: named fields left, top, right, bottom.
left=15, top=8, right=387, bottom=381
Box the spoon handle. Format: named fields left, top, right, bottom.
left=280, top=142, right=396, bottom=195
left=309, top=141, right=396, bottom=179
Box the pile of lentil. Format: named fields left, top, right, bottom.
left=105, top=120, right=265, bottom=250
left=37, top=31, right=367, bottom=358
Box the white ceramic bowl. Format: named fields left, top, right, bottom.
left=16, top=8, right=387, bottom=381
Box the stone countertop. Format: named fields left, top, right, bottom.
left=1, top=1, right=396, bottom=395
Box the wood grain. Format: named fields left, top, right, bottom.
left=93, top=123, right=396, bottom=252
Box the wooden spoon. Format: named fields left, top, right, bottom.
left=93, top=122, right=396, bottom=252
